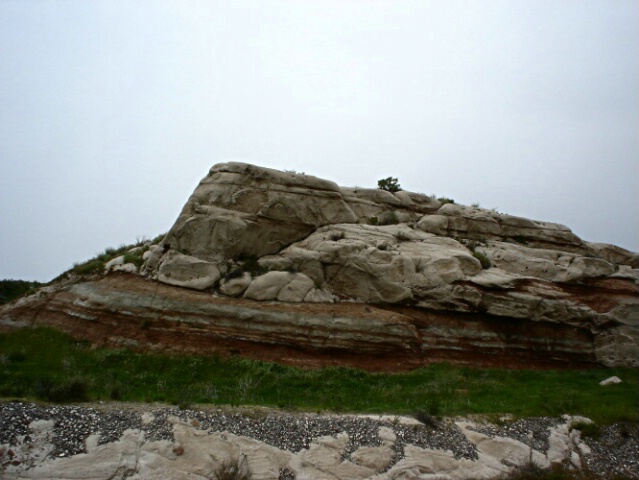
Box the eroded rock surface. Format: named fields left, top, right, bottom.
left=1, top=162, right=638, bottom=367
left=0, top=273, right=611, bottom=370
left=2, top=403, right=636, bottom=480
left=141, top=163, right=638, bottom=367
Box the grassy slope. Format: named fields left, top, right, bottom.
left=1, top=328, right=636, bottom=424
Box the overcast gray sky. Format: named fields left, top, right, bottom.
left=1, top=0, right=637, bottom=282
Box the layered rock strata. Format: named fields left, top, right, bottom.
left=1, top=162, right=638, bottom=368
left=0, top=274, right=601, bottom=370
left=144, top=163, right=638, bottom=367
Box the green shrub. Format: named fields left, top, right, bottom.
left=473, top=251, right=492, bottom=269
left=414, top=408, right=441, bottom=429
left=235, top=254, right=267, bottom=277
left=224, top=268, right=246, bottom=282
left=72, top=258, right=106, bottom=276
left=0, top=280, right=44, bottom=305
left=34, top=378, right=53, bottom=400
left=51, top=378, right=90, bottom=402
left=8, top=351, right=26, bottom=363
left=377, top=177, right=402, bottom=192
left=571, top=421, right=601, bottom=439
left=437, top=197, right=455, bottom=205
left=109, top=384, right=122, bottom=400
left=151, top=232, right=167, bottom=244
left=58, top=237, right=160, bottom=280
left=379, top=211, right=400, bottom=225
left=36, top=377, right=90, bottom=402
left=512, top=235, right=529, bottom=245
left=123, top=250, right=146, bottom=269
left=369, top=216, right=379, bottom=225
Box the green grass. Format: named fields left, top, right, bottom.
left=49, top=233, right=165, bottom=281
left=0, top=328, right=637, bottom=424
left=473, top=250, right=492, bottom=269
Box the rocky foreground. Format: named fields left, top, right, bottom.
left=1, top=402, right=637, bottom=479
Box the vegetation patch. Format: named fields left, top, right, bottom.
left=224, top=268, right=247, bottom=282
left=0, top=328, right=636, bottom=424
left=377, top=177, right=402, bottom=192
left=71, top=258, right=107, bottom=276
left=571, top=421, right=601, bottom=439
left=234, top=254, right=267, bottom=277
left=123, top=248, right=148, bottom=269
left=51, top=235, right=164, bottom=281
left=473, top=250, right=492, bottom=269
left=512, top=235, right=529, bottom=245
left=35, top=377, right=90, bottom=403
left=211, top=456, right=251, bottom=480
left=378, top=211, right=400, bottom=225
left=0, top=279, right=44, bottom=305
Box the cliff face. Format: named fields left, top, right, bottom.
left=2, top=162, right=638, bottom=369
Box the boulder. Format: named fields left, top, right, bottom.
left=157, top=251, right=221, bottom=290
left=219, top=272, right=252, bottom=297
left=304, top=288, right=334, bottom=303
left=599, top=375, right=622, bottom=386
left=104, top=255, right=125, bottom=271
left=243, top=271, right=296, bottom=301
left=277, top=274, right=315, bottom=302
left=158, top=162, right=358, bottom=262
left=142, top=245, right=165, bottom=273
left=243, top=271, right=316, bottom=302
left=113, top=263, right=138, bottom=274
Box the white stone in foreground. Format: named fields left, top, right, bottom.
left=1, top=415, right=595, bottom=480
left=599, top=376, right=622, bottom=386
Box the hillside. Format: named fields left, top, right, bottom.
left=1, top=162, right=638, bottom=369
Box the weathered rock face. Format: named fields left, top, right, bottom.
left=1, top=405, right=611, bottom=480
left=1, top=162, right=638, bottom=369
left=162, top=162, right=358, bottom=261
left=0, top=274, right=600, bottom=370
left=138, top=162, right=639, bottom=367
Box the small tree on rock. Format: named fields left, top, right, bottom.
left=377, top=177, right=402, bottom=193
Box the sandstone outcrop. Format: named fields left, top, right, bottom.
left=1, top=162, right=638, bottom=368
left=142, top=162, right=638, bottom=367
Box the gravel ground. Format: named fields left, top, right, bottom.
left=469, top=417, right=563, bottom=454
left=1, top=402, right=637, bottom=479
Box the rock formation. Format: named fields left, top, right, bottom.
left=1, top=162, right=638, bottom=368
left=1, top=404, right=612, bottom=480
